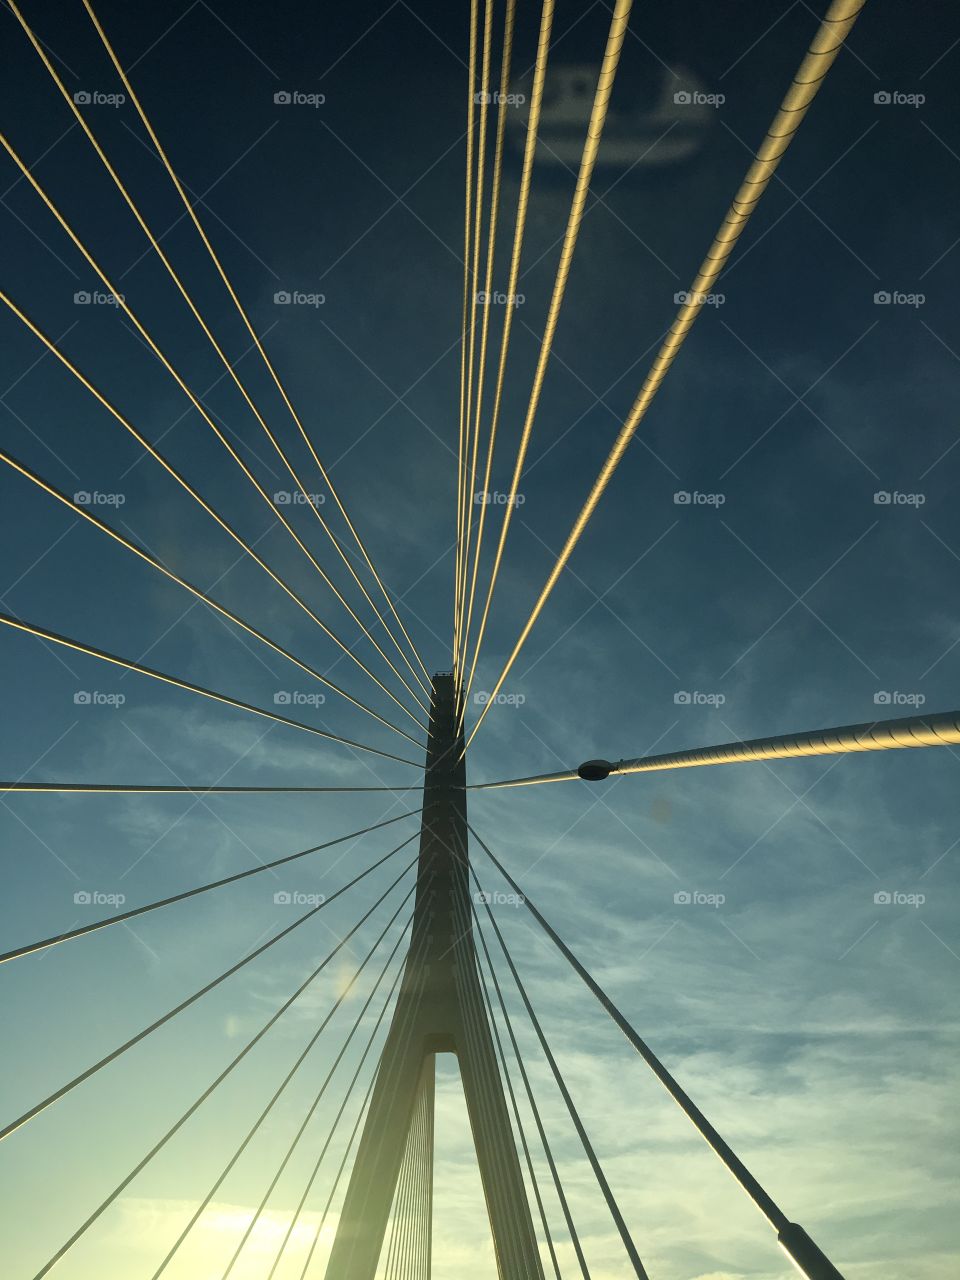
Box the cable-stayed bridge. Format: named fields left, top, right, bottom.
left=2, top=0, right=954, bottom=1276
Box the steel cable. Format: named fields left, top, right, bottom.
left=1, top=834, right=419, bottom=1145
left=466, top=0, right=869, bottom=748
left=0, top=290, right=427, bottom=735
left=82, top=0, right=432, bottom=689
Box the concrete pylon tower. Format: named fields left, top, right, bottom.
left=325, top=674, right=545, bottom=1280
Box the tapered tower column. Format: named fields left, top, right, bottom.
left=325, top=674, right=545, bottom=1280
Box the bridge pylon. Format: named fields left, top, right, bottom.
left=324, top=673, right=545, bottom=1280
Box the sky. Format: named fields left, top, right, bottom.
left=1, top=0, right=959, bottom=1277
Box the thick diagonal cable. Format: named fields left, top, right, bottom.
left=0, top=138, right=428, bottom=720
left=461, top=0, right=554, bottom=713
left=311, top=881, right=440, bottom=1280
left=292, top=1067, right=379, bottom=1280
left=455, top=880, right=560, bottom=1280
left=454, top=0, right=481, bottom=676
left=410, top=1084, right=429, bottom=1280
left=0, top=611, right=419, bottom=767
left=404, top=1083, right=429, bottom=1280
left=0, top=291, right=426, bottom=735
left=0, top=832, right=419, bottom=1146
left=422, top=1071, right=434, bottom=1279
left=473, top=902, right=562, bottom=1280
left=455, top=0, right=495, bottom=678
left=83, top=0, right=431, bottom=689
left=445, top=851, right=534, bottom=1262
left=463, top=0, right=632, bottom=715
left=466, top=0, right=868, bottom=749
left=397, top=1095, right=421, bottom=1280
left=450, top=861, right=564, bottom=1268
left=468, top=897, right=588, bottom=1279
left=409, top=1080, right=430, bottom=1280
left=305, top=955, right=432, bottom=1280
left=449, top=892, right=548, bottom=1265
left=216, top=927, right=420, bottom=1280
left=469, top=822, right=796, bottom=1233
left=472, top=868, right=649, bottom=1279
left=0, top=445, right=422, bottom=748
left=468, top=705, right=960, bottom=790
left=386, top=1088, right=420, bottom=1280
left=151, top=902, right=414, bottom=1278
left=460, top=0, right=522, bottom=696
left=382, top=1149, right=407, bottom=1280
left=264, top=931, right=426, bottom=1280
left=447, top=831, right=586, bottom=1280
left=33, top=859, right=417, bottom=1280
left=9, top=0, right=431, bottom=705
left=0, top=808, right=421, bottom=967
left=286, top=950, right=431, bottom=1280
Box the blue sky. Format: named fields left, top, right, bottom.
left=1, top=0, right=959, bottom=1277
